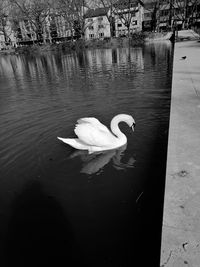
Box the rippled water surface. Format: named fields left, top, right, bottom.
left=0, top=42, right=173, bottom=266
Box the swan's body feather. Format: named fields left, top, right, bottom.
left=74, top=118, right=116, bottom=148
left=76, top=117, right=110, bottom=133
left=57, top=137, right=90, bottom=150
left=57, top=114, right=135, bottom=153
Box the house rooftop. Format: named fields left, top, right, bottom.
left=85, top=7, right=109, bottom=18
left=114, top=0, right=144, bottom=6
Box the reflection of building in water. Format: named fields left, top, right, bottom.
left=85, top=47, right=144, bottom=71
left=0, top=45, right=146, bottom=84
left=0, top=57, right=22, bottom=78
left=0, top=54, right=71, bottom=84
left=85, top=49, right=113, bottom=67
left=145, top=41, right=173, bottom=62
left=114, top=47, right=144, bottom=70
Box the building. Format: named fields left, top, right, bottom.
left=84, top=1, right=144, bottom=39
left=157, top=0, right=172, bottom=31
left=114, top=0, right=144, bottom=37
left=171, top=0, right=200, bottom=31
left=84, top=8, right=111, bottom=40
left=0, top=20, right=17, bottom=49
left=143, top=0, right=200, bottom=32
left=143, top=0, right=157, bottom=31
left=1, top=0, right=199, bottom=47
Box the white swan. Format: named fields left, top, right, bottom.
left=57, top=114, right=135, bottom=153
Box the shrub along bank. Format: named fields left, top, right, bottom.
left=14, top=32, right=147, bottom=55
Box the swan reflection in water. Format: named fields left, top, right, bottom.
left=69, top=144, right=135, bottom=175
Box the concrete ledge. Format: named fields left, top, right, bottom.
left=160, top=41, right=200, bottom=266
left=177, top=30, right=200, bottom=41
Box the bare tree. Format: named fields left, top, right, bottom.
left=10, top=0, right=51, bottom=42
left=114, top=0, right=141, bottom=37
left=170, top=0, right=186, bottom=29
left=52, top=0, right=74, bottom=39
left=171, top=0, right=199, bottom=29
left=143, top=0, right=158, bottom=31
left=97, top=0, right=117, bottom=37
left=151, top=1, right=159, bottom=31
left=188, top=0, right=200, bottom=27
left=56, top=0, right=92, bottom=39
left=0, top=0, right=12, bottom=43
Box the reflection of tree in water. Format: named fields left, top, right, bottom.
left=77, top=51, right=89, bottom=68
left=69, top=144, right=135, bottom=175
left=112, top=48, right=117, bottom=64
left=3, top=181, right=82, bottom=267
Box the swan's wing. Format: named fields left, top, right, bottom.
left=77, top=117, right=110, bottom=133
left=74, top=121, right=115, bottom=147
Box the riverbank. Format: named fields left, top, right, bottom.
left=0, top=31, right=176, bottom=55
left=160, top=40, right=200, bottom=266
left=0, top=48, right=16, bottom=55
left=0, top=32, right=159, bottom=55
left=14, top=35, right=146, bottom=55
left=1, top=30, right=200, bottom=56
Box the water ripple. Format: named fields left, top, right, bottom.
left=0, top=43, right=173, bottom=180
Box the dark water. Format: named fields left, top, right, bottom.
left=0, top=42, right=173, bottom=267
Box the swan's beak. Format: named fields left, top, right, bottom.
left=131, top=122, right=135, bottom=132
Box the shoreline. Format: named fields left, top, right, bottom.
left=1, top=30, right=199, bottom=56
left=0, top=32, right=174, bottom=55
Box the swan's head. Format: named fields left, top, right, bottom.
left=127, top=115, right=136, bottom=132
left=113, top=114, right=135, bottom=131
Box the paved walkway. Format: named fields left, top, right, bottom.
left=160, top=41, right=200, bottom=266
left=177, top=30, right=200, bottom=41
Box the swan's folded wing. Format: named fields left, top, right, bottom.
left=77, top=117, right=110, bottom=133
left=74, top=123, right=115, bottom=147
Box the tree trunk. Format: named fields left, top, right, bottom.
left=3, top=26, right=8, bottom=43
left=183, top=0, right=188, bottom=29
left=127, top=25, right=130, bottom=37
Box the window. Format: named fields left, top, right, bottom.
left=88, top=18, right=93, bottom=22
left=145, top=12, right=152, bottom=18
left=99, top=32, right=104, bottom=37
left=98, top=25, right=104, bottom=29
left=145, top=3, right=155, bottom=9
left=88, top=26, right=94, bottom=30
left=160, top=10, right=169, bottom=16
left=160, top=0, right=169, bottom=4
left=175, top=8, right=184, bottom=15
left=98, top=17, right=103, bottom=21
left=89, top=34, right=94, bottom=39
left=132, top=20, right=137, bottom=25
left=118, top=23, right=122, bottom=27
left=130, top=3, right=136, bottom=8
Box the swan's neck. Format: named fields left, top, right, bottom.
left=110, top=115, right=127, bottom=143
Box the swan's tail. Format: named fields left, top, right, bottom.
left=57, top=137, right=89, bottom=150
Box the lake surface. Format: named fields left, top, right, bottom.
left=0, top=42, right=173, bottom=267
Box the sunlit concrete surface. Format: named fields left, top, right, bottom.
left=177, top=30, right=200, bottom=41
left=160, top=40, right=200, bottom=267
